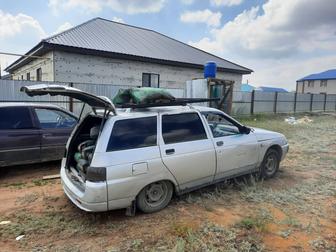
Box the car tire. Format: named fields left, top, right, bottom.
left=260, top=149, right=280, bottom=179
left=136, top=181, right=173, bottom=213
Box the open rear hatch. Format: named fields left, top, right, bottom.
left=20, top=84, right=116, bottom=115
left=21, top=84, right=116, bottom=186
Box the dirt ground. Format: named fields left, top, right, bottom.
left=0, top=113, right=335, bottom=252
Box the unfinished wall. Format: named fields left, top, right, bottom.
left=53, top=51, right=243, bottom=91
left=11, top=51, right=54, bottom=81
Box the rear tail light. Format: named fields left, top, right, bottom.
left=86, top=167, right=106, bottom=182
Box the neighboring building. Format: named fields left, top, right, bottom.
left=0, top=73, right=11, bottom=80
left=241, top=83, right=255, bottom=92
left=5, top=17, right=252, bottom=91
left=256, top=86, right=288, bottom=93
left=296, top=69, right=336, bottom=94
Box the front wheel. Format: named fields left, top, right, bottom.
left=260, top=149, right=280, bottom=179
left=136, top=181, right=173, bottom=213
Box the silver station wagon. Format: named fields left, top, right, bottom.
left=22, top=85, right=289, bottom=214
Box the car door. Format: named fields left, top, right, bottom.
left=102, top=115, right=165, bottom=203
left=0, top=106, right=40, bottom=166
left=202, top=111, right=258, bottom=180
left=159, top=112, right=216, bottom=191
left=33, top=107, right=77, bottom=162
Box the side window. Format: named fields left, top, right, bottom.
left=35, top=108, right=77, bottom=129
left=162, top=113, right=207, bottom=144
left=202, top=112, right=240, bottom=137
left=107, top=116, right=157, bottom=151
left=0, top=107, right=33, bottom=129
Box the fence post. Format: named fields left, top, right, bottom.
left=310, top=93, right=313, bottom=112
left=273, top=92, right=278, bottom=114
left=250, top=90, right=255, bottom=115
left=323, top=93, right=327, bottom=111
left=293, top=92, right=297, bottom=113
left=69, top=82, right=73, bottom=112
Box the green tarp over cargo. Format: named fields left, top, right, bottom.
left=113, top=87, right=175, bottom=105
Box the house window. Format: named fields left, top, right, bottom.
left=142, top=73, right=159, bottom=88
left=308, top=80, right=314, bottom=87
left=320, top=80, right=327, bottom=87
left=26, top=72, right=30, bottom=81
left=36, top=68, right=42, bottom=81
left=21, top=75, right=23, bottom=80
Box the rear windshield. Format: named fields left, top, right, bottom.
left=107, top=116, right=157, bottom=151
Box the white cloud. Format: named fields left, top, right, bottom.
left=180, top=9, right=222, bottom=27
left=48, top=0, right=166, bottom=14
left=210, top=0, right=243, bottom=6
left=54, top=22, right=73, bottom=34
left=189, top=0, right=336, bottom=89
left=0, top=10, right=47, bottom=75
left=112, top=17, right=124, bottom=23
left=190, top=0, right=336, bottom=58
left=0, top=10, right=46, bottom=39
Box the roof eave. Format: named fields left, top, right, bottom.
left=6, top=42, right=253, bottom=75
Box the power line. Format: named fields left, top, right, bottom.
left=0, top=51, right=50, bottom=59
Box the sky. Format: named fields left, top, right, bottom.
left=0, top=0, right=335, bottom=91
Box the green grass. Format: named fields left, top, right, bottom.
left=3, top=181, right=27, bottom=189
left=238, top=209, right=273, bottom=232
left=0, top=210, right=106, bottom=239
left=32, top=179, right=49, bottom=186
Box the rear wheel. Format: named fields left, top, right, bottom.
left=136, top=181, right=173, bottom=213
left=260, top=149, right=280, bottom=179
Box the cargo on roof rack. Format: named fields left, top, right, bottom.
left=113, top=87, right=218, bottom=108
left=117, top=98, right=219, bottom=108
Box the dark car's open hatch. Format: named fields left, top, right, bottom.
left=20, top=84, right=116, bottom=115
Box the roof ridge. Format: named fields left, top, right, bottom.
left=94, top=17, right=161, bottom=34
left=43, top=17, right=100, bottom=42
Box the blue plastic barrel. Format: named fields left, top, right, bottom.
left=204, top=61, right=217, bottom=78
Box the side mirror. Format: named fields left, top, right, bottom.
left=241, top=126, right=251, bottom=134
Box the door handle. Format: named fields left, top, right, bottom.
left=165, top=148, right=175, bottom=155
left=43, top=133, right=52, bottom=138
left=216, top=141, right=223, bottom=146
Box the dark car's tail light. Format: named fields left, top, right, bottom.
left=86, top=167, right=106, bottom=182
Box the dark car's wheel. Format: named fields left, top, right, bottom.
left=260, top=149, right=280, bottom=179
left=136, top=181, right=173, bottom=213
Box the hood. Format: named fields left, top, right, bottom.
left=20, top=84, right=116, bottom=114
left=252, top=127, right=284, bottom=141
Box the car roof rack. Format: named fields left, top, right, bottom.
left=116, top=98, right=219, bottom=109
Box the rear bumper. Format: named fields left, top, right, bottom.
left=60, top=162, right=108, bottom=212
left=281, top=144, right=289, bottom=161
